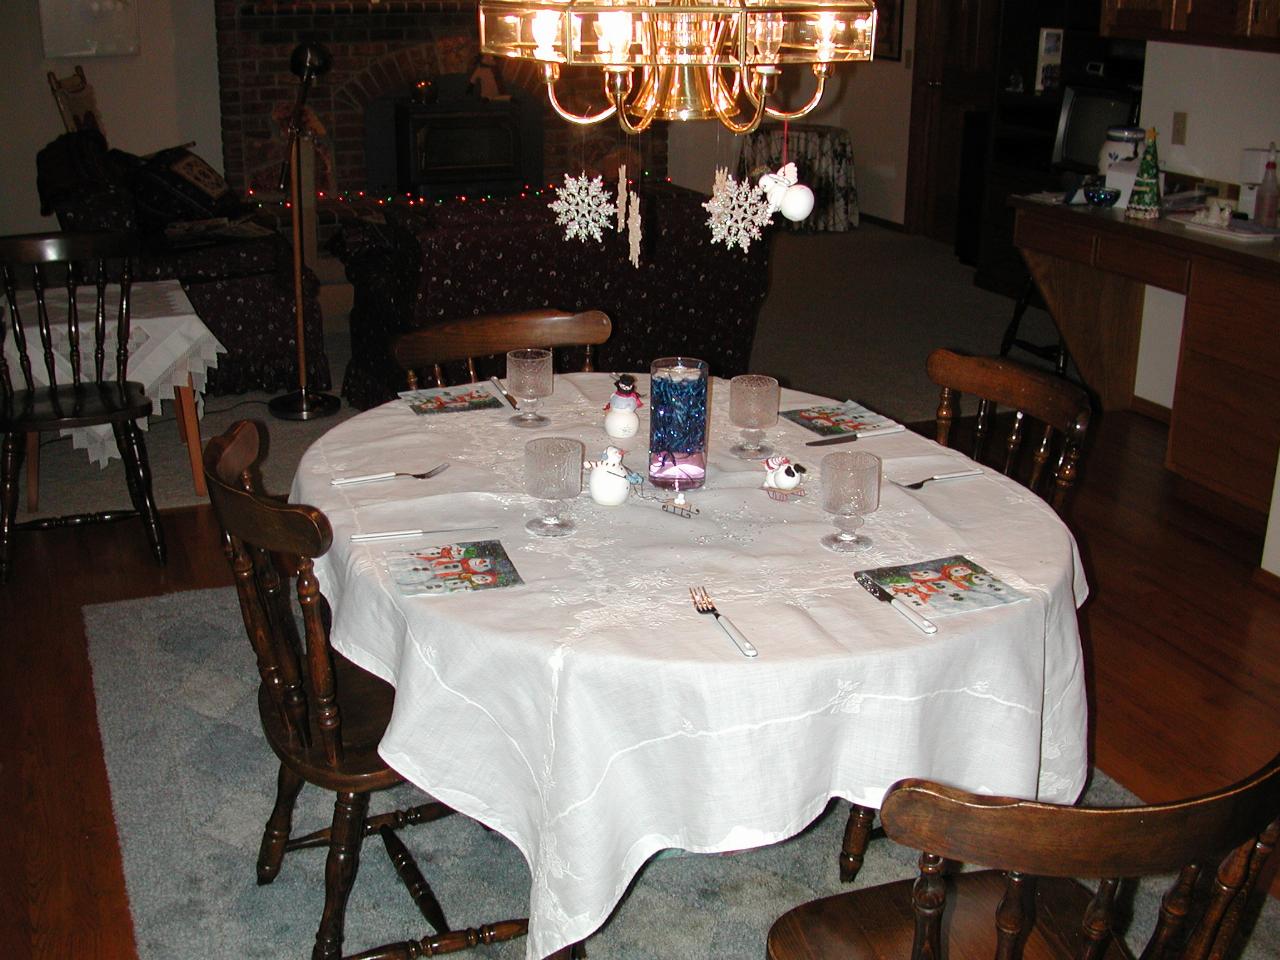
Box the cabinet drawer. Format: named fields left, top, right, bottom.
left=1013, top=213, right=1097, bottom=264
left=1184, top=260, right=1280, bottom=374
left=1169, top=348, right=1280, bottom=513
left=1095, top=234, right=1190, bottom=291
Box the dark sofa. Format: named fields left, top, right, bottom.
left=35, top=130, right=330, bottom=396
left=333, top=183, right=772, bottom=410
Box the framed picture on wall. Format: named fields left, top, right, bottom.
left=874, top=0, right=903, bottom=62
left=39, top=0, right=140, bottom=58
left=1035, top=27, right=1064, bottom=92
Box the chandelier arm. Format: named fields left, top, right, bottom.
left=542, top=63, right=617, bottom=125
left=764, top=68, right=829, bottom=121
left=607, top=68, right=659, bottom=135
left=709, top=67, right=770, bottom=136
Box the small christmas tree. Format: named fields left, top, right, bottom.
left=1125, top=128, right=1161, bottom=220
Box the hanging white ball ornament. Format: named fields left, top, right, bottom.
left=779, top=184, right=815, bottom=222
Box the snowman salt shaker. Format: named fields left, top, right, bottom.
left=603, top=374, right=643, bottom=439
left=588, top=446, right=633, bottom=506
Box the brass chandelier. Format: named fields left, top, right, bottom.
left=478, top=0, right=877, bottom=135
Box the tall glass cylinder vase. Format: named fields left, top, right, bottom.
left=648, top=357, right=708, bottom=491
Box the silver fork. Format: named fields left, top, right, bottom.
left=689, top=586, right=759, bottom=658
left=331, top=463, right=449, bottom=486
left=894, top=468, right=982, bottom=490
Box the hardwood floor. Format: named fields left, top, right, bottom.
left=5, top=410, right=1279, bottom=958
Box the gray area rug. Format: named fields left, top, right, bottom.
left=85, top=588, right=1280, bottom=959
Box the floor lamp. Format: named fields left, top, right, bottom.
left=269, top=42, right=340, bottom=421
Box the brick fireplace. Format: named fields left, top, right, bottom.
left=214, top=1, right=668, bottom=198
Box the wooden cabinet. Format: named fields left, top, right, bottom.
left=1012, top=198, right=1280, bottom=515
left=1103, top=0, right=1280, bottom=48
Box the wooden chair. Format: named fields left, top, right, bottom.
left=837, top=348, right=1092, bottom=883
left=927, top=347, right=1091, bottom=512
left=771, top=759, right=1280, bottom=960
left=47, top=65, right=105, bottom=136
left=203, top=419, right=529, bottom=960
left=391, top=308, right=612, bottom=389
left=0, top=231, right=164, bottom=582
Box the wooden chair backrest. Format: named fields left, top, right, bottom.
left=203, top=420, right=343, bottom=767
left=0, top=232, right=137, bottom=401
left=881, top=758, right=1280, bottom=960
left=392, top=308, right=612, bottom=389
left=47, top=65, right=105, bottom=136
left=926, top=348, right=1092, bottom=512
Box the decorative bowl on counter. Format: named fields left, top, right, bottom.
left=1083, top=185, right=1122, bottom=208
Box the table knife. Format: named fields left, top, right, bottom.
left=489, top=376, right=520, bottom=409
left=350, top=525, right=498, bottom=543
left=855, top=572, right=938, bottom=634
left=806, top=424, right=906, bottom=446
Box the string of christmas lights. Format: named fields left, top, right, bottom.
left=243, top=176, right=672, bottom=209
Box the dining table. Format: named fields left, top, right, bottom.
left=5, top=279, right=226, bottom=495
left=289, top=371, right=1090, bottom=960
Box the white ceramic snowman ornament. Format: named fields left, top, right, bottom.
left=603, top=373, right=644, bottom=439
left=762, top=455, right=807, bottom=499
left=758, top=162, right=816, bottom=224
left=587, top=446, right=635, bottom=506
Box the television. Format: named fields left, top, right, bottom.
left=1051, top=85, right=1140, bottom=174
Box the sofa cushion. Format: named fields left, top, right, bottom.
left=35, top=130, right=137, bottom=232
left=127, top=146, right=246, bottom=231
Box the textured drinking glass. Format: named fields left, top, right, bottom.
left=524, top=437, right=583, bottom=537
left=507, top=348, right=553, bottom=427
left=729, top=374, right=780, bottom=460
left=820, top=451, right=881, bottom=552
left=648, top=357, right=709, bottom=491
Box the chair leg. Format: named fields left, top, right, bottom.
left=380, top=826, right=450, bottom=934
left=839, top=804, right=876, bottom=882
left=112, top=420, right=166, bottom=565
left=25, top=432, right=39, bottom=512
left=313, top=790, right=370, bottom=960
left=258, top=763, right=306, bottom=885
left=0, top=432, right=23, bottom=583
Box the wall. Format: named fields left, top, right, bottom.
left=0, top=0, right=221, bottom=236
left=668, top=10, right=916, bottom=223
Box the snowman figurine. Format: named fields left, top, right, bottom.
left=762, top=455, right=807, bottom=497
left=603, top=374, right=644, bottom=439
left=758, top=162, right=816, bottom=223
left=587, top=446, right=638, bottom=506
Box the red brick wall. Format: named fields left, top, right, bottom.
left=214, top=1, right=667, bottom=197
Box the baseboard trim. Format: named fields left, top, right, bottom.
left=1130, top=397, right=1171, bottom=424
left=857, top=213, right=903, bottom=231
left=1253, top=566, right=1280, bottom=597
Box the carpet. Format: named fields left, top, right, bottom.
left=85, top=588, right=1280, bottom=959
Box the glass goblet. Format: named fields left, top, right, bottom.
left=506, top=348, right=554, bottom=428
left=820, top=451, right=881, bottom=553
left=524, top=437, right=583, bottom=537
left=729, top=374, right=780, bottom=460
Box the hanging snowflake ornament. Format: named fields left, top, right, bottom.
left=549, top=172, right=614, bottom=243
left=704, top=167, right=774, bottom=253
left=616, top=163, right=628, bottom=233
left=627, top=189, right=642, bottom=268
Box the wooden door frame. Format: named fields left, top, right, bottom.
left=904, top=0, right=946, bottom=233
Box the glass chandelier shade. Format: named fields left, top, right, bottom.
left=479, top=0, right=877, bottom=133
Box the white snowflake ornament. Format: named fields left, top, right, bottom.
left=627, top=189, right=642, bottom=268
left=704, top=168, right=774, bottom=252
left=549, top=173, right=614, bottom=243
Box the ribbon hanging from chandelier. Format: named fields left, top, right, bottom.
left=478, top=0, right=877, bottom=135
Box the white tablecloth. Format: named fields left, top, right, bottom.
left=290, top=373, right=1089, bottom=960
left=6, top=280, right=225, bottom=466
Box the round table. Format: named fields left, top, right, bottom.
left=291, top=372, right=1089, bottom=960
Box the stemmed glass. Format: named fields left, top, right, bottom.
left=507, top=348, right=553, bottom=427
left=729, top=374, right=780, bottom=460
left=820, top=451, right=881, bottom=553
left=524, top=437, right=583, bottom=537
